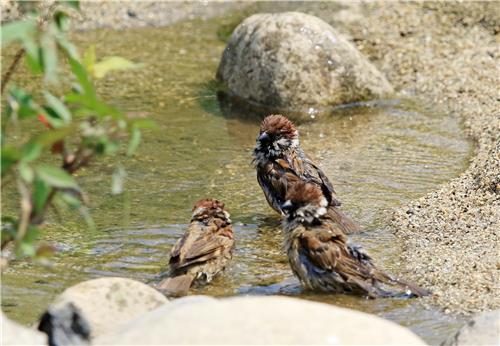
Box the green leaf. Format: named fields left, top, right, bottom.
left=93, top=57, right=140, bottom=79
left=7, top=87, right=40, bottom=120
left=40, top=106, right=66, bottom=128
left=1, top=146, right=20, bottom=176
left=111, top=165, right=126, bottom=194
left=65, top=92, right=124, bottom=120
left=21, top=34, right=43, bottom=74
left=59, top=191, right=81, bottom=208
left=44, top=92, right=71, bottom=123
left=36, top=165, right=79, bottom=189
left=127, top=127, right=141, bottom=156
left=33, top=178, right=51, bottom=214
left=21, top=141, right=42, bottom=162
left=15, top=226, right=39, bottom=257
left=41, top=33, right=58, bottom=84
left=31, top=126, right=72, bottom=148
left=16, top=242, right=36, bottom=257
left=25, top=52, right=43, bottom=74
left=1, top=19, right=36, bottom=47
left=18, top=162, right=34, bottom=182
left=56, top=35, right=79, bottom=59
left=53, top=11, right=70, bottom=31
left=68, top=57, right=95, bottom=97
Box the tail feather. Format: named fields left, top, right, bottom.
left=328, top=207, right=362, bottom=234
left=156, top=274, right=194, bottom=297
left=390, top=277, right=432, bottom=298
left=374, top=270, right=431, bottom=298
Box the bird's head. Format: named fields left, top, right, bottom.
left=281, top=181, right=328, bottom=224
left=191, top=198, right=231, bottom=224
left=254, top=114, right=299, bottom=159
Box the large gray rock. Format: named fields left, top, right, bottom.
left=48, top=277, right=168, bottom=339
left=217, top=12, right=393, bottom=113
left=442, top=310, right=500, bottom=346
left=1, top=311, right=47, bottom=345
left=95, top=295, right=425, bottom=345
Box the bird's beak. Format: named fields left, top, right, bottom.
left=258, top=132, right=270, bottom=142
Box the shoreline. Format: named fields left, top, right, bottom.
left=341, top=2, right=499, bottom=315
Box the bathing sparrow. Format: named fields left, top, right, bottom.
left=281, top=181, right=430, bottom=298
left=157, top=199, right=234, bottom=296
left=253, top=114, right=360, bottom=234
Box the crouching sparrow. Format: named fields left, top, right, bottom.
left=281, top=181, right=430, bottom=298
left=157, top=199, right=234, bottom=296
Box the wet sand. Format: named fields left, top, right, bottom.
left=335, top=2, right=499, bottom=315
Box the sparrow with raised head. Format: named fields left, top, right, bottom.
left=157, top=199, right=234, bottom=296
left=281, top=181, right=430, bottom=298
left=253, top=114, right=360, bottom=234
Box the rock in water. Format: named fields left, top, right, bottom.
left=442, top=310, right=500, bottom=346
left=38, top=302, right=91, bottom=346
left=44, top=277, right=168, bottom=339
left=95, top=296, right=425, bottom=345
left=217, top=12, right=393, bottom=114
left=1, top=311, right=48, bottom=345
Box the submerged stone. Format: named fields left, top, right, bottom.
left=217, top=12, right=393, bottom=114
left=442, top=310, right=500, bottom=346
left=1, top=311, right=47, bottom=345
left=45, top=277, right=168, bottom=339
left=95, top=296, right=425, bottom=345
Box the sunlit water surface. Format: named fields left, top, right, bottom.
left=1, top=8, right=471, bottom=345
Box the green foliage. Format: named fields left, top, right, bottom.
left=1, top=1, right=151, bottom=262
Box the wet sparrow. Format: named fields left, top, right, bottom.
left=157, top=199, right=234, bottom=296
left=281, top=181, right=429, bottom=298
left=253, top=114, right=360, bottom=234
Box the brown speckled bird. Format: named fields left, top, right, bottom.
left=157, top=199, right=234, bottom=296
left=281, top=181, right=430, bottom=298
left=253, top=114, right=360, bottom=234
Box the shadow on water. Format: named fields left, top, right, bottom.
left=1, top=5, right=472, bottom=345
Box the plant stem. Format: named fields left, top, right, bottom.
left=1, top=48, right=25, bottom=96
left=15, top=178, right=32, bottom=242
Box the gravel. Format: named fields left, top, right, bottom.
left=336, top=2, right=499, bottom=315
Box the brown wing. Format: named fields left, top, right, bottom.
left=325, top=207, right=362, bottom=234
left=169, top=222, right=234, bottom=272
left=287, top=149, right=342, bottom=207
left=298, top=226, right=373, bottom=281
left=257, top=160, right=301, bottom=214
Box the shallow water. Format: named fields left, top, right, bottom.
left=1, top=9, right=471, bottom=345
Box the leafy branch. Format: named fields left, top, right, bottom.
left=1, top=0, right=152, bottom=262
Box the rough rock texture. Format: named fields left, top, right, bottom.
left=48, top=277, right=168, bottom=339
left=217, top=12, right=393, bottom=112
left=95, top=296, right=425, bottom=345
left=1, top=311, right=48, bottom=345
left=442, top=310, right=500, bottom=346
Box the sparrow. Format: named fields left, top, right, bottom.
left=157, top=199, right=235, bottom=296
left=252, top=114, right=361, bottom=234
left=281, top=181, right=430, bottom=298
